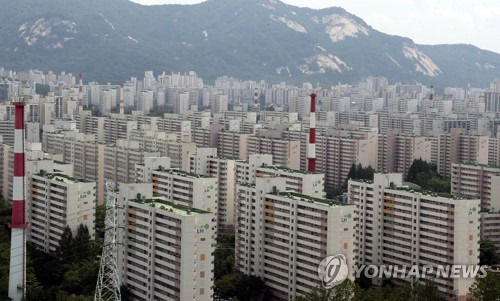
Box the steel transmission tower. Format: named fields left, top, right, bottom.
left=94, top=182, right=122, bottom=301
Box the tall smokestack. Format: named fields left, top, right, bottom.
left=120, top=84, right=124, bottom=115
left=308, top=93, right=316, bottom=173
left=79, top=74, right=84, bottom=108
left=253, top=87, right=260, bottom=113
left=9, top=102, right=27, bottom=301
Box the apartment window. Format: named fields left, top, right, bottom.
left=200, top=254, right=205, bottom=261
left=200, top=271, right=205, bottom=278
left=344, top=243, right=349, bottom=250
left=469, top=235, right=473, bottom=241
left=200, top=288, right=205, bottom=295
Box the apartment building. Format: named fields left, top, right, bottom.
left=206, top=157, right=237, bottom=231
left=149, top=168, right=218, bottom=217
left=135, top=156, right=171, bottom=184
left=247, top=136, right=300, bottom=170
left=256, top=165, right=325, bottom=198
left=235, top=177, right=355, bottom=301
left=103, top=116, right=138, bottom=144
left=387, top=132, right=436, bottom=177
left=117, top=183, right=215, bottom=301
left=104, top=140, right=160, bottom=186
left=348, top=173, right=480, bottom=300
left=29, top=172, right=96, bottom=253
left=156, top=114, right=192, bottom=142
left=315, top=135, right=362, bottom=190
left=437, top=129, right=491, bottom=178
left=217, top=111, right=257, bottom=124
left=450, top=162, right=500, bottom=258
left=128, top=131, right=196, bottom=171
left=217, top=131, right=250, bottom=160
left=259, top=111, right=298, bottom=126
left=480, top=212, right=500, bottom=258
left=451, top=162, right=500, bottom=209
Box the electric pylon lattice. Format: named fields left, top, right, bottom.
left=94, top=182, right=122, bottom=301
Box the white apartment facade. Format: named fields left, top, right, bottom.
left=235, top=177, right=355, bottom=301
left=29, top=172, right=96, bottom=253
left=348, top=173, right=480, bottom=300
left=117, top=183, right=215, bottom=301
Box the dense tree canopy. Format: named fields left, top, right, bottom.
left=407, top=159, right=450, bottom=193
left=295, top=279, right=445, bottom=301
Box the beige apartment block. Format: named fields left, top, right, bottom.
left=235, top=177, right=355, bottom=301
left=30, top=172, right=96, bottom=253
left=117, top=183, right=215, bottom=301
left=348, top=173, right=480, bottom=300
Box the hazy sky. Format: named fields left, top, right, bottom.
left=130, top=0, right=500, bottom=53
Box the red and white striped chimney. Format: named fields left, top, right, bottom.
left=9, top=101, right=27, bottom=301
left=120, top=84, right=125, bottom=115
left=308, top=93, right=316, bottom=172
left=253, top=87, right=260, bottom=113
left=78, top=74, right=84, bottom=107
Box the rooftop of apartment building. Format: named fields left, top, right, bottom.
left=480, top=209, right=500, bottom=214
left=392, top=186, right=473, bottom=200
left=154, top=167, right=213, bottom=179
left=350, top=178, right=472, bottom=200
left=130, top=196, right=209, bottom=216
left=259, top=163, right=315, bottom=175
left=35, top=171, right=91, bottom=184
left=276, top=191, right=346, bottom=207
left=459, top=162, right=500, bottom=170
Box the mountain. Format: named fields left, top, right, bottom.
left=0, top=0, right=499, bottom=87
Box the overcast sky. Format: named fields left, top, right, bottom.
left=130, top=0, right=500, bottom=53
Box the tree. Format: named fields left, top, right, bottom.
left=60, top=260, right=99, bottom=296
left=413, top=281, right=446, bottom=301
left=25, top=264, right=46, bottom=301
left=479, top=240, right=499, bottom=265
left=120, top=285, right=130, bottom=301
left=73, top=224, right=92, bottom=260
left=468, top=271, right=500, bottom=301
left=407, top=159, right=436, bottom=182
left=58, top=226, right=74, bottom=263
left=35, top=84, right=50, bottom=96
left=215, top=273, right=268, bottom=301
left=347, top=163, right=357, bottom=181
left=294, top=279, right=445, bottom=301
left=95, top=205, right=106, bottom=242
left=295, top=280, right=362, bottom=301
left=214, top=232, right=235, bottom=279
left=407, top=159, right=450, bottom=193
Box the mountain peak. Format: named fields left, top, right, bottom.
left=0, top=0, right=498, bottom=87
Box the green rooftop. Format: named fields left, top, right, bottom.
left=459, top=162, right=500, bottom=170
left=479, top=209, right=500, bottom=214
left=349, top=179, right=374, bottom=184
left=277, top=191, right=347, bottom=207
left=130, top=197, right=209, bottom=215
left=36, top=172, right=91, bottom=184
left=392, top=186, right=473, bottom=200
left=154, top=168, right=213, bottom=179
left=259, top=164, right=315, bottom=175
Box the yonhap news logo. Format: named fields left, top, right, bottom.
left=317, top=254, right=490, bottom=288
left=317, top=254, right=349, bottom=288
